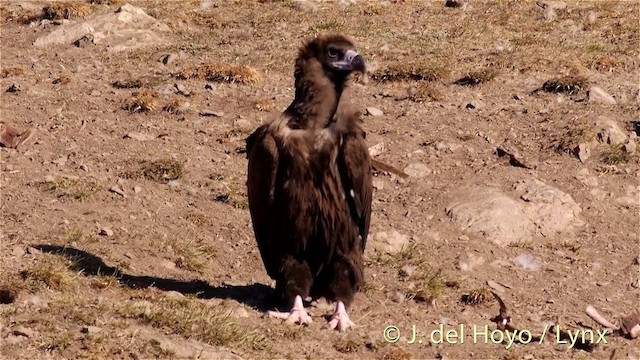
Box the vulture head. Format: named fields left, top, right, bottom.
left=295, top=33, right=366, bottom=90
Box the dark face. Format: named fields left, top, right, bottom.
left=323, top=42, right=366, bottom=74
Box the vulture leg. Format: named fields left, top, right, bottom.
left=266, top=295, right=312, bottom=325
left=326, top=301, right=355, bottom=332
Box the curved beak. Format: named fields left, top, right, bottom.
left=333, top=49, right=366, bottom=73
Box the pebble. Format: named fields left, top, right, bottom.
left=403, top=163, right=430, bottom=178
left=445, top=0, right=465, bottom=8
left=99, top=227, right=114, bottom=237
left=372, top=179, right=384, bottom=190
left=81, top=326, right=102, bottom=335
left=109, top=186, right=126, bottom=197
left=168, top=180, right=180, bottom=190
left=133, top=185, right=142, bottom=194
left=124, top=132, right=155, bottom=141
left=162, top=53, right=177, bottom=65
left=12, top=246, right=25, bottom=257
left=576, top=143, right=591, bottom=162
left=589, top=86, right=617, bottom=105
left=26, top=246, right=40, bottom=255
left=399, top=265, right=415, bottom=278
left=13, top=326, right=35, bottom=338
left=6, top=84, right=22, bottom=93
left=458, top=235, right=470, bottom=241
left=366, top=107, right=384, bottom=116
left=200, top=110, right=224, bottom=117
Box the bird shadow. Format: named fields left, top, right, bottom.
left=33, top=244, right=276, bottom=312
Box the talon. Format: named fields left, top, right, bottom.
left=266, top=295, right=312, bottom=326
left=325, top=301, right=355, bottom=332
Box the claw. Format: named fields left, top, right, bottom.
left=266, top=295, right=312, bottom=326
left=324, top=301, right=355, bottom=332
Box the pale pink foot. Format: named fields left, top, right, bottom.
left=325, top=301, right=355, bottom=332
left=266, top=295, right=312, bottom=325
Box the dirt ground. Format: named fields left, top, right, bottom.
left=1, top=1, right=639, bottom=359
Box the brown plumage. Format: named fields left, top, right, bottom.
left=245, top=33, right=372, bottom=332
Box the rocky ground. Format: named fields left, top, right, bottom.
left=1, top=0, right=639, bottom=359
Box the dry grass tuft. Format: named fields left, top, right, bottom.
left=407, top=83, right=444, bottom=103
left=164, top=99, right=190, bottom=114
left=600, top=144, right=634, bottom=165
left=379, top=347, right=412, bottom=360
left=53, top=75, right=72, bottom=85
left=20, top=255, right=76, bottom=291
left=541, top=75, right=589, bottom=95
left=177, top=63, right=260, bottom=84
left=168, top=233, right=216, bottom=273
left=36, top=177, right=100, bottom=200
left=112, top=79, right=143, bottom=89
left=254, top=98, right=275, bottom=112
left=405, top=269, right=446, bottom=304
left=88, top=0, right=125, bottom=5
left=119, top=296, right=270, bottom=351
left=1, top=67, right=26, bottom=78
left=333, top=335, right=363, bottom=353
left=371, top=62, right=449, bottom=83
left=454, top=68, right=499, bottom=86
left=461, top=287, right=493, bottom=305
left=42, top=1, right=92, bottom=20
left=183, top=212, right=209, bottom=226
left=554, top=125, right=596, bottom=154
left=121, top=159, right=185, bottom=183
left=123, top=91, right=159, bottom=113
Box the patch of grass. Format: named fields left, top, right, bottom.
left=1, top=67, right=26, bottom=78
left=168, top=233, right=216, bottom=273
left=508, top=240, right=533, bottom=250
left=601, top=144, right=634, bottom=165
left=42, top=1, right=92, bottom=20
left=334, top=335, right=363, bottom=353
left=460, top=287, right=493, bottom=306
left=378, top=347, right=412, bottom=360
left=90, top=275, right=120, bottom=290
left=254, top=98, right=275, bottom=112
left=40, top=329, right=77, bottom=352
left=554, top=125, right=596, bottom=154
left=454, top=68, right=499, bottom=86
left=123, top=90, right=159, bottom=113
left=541, top=75, right=589, bottom=95
left=545, top=240, right=582, bottom=252
left=119, top=296, right=270, bottom=351
left=53, top=75, right=72, bottom=85
left=407, top=83, right=444, bottom=103
left=371, top=62, right=449, bottom=83
left=213, top=191, right=248, bottom=210
left=176, top=63, right=260, bottom=84
left=164, top=99, right=190, bottom=114
left=405, top=269, right=445, bottom=304
left=36, top=177, right=100, bottom=200
left=183, top=212, right=209, bottom=226
left=112, top=79, right=143, bottom=89
left=121, top=159, right=185, bottom=183
left=20, top=254, right=76, bottom=291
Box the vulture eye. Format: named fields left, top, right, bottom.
left=327, top=47, right=339, bottom=58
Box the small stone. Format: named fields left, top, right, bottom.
left=124, top=132, right=155, bottom=141
left=199, top=110, right=224, bottom=117
left=233, top=118, right=253, bottom=132
left=445, top=0, right=464, bottom=8
left=162, top=53, right=176, bottom=65
left=165, top=291, right=185, bottom=299
left=133, top=185, right=142, bottom=194
left=596, top=117, right=627, bottom=145
left=161, top=259, right=176, bottom=269
left=109, top=186, right=126, bottom=197
left=6, top=84, right=22, bottom=93
left=168, top=180, right=180, bottom=190
left=90, top=90, right=101, bottom=97
left=390, top=291, right=405, bottom=303
left=79, top=164, right=89, bottom=172
left=73, top=34, right=95, bottom=48
left=52, top=156, right=67, bottom=166
left=589, top=86, right=617, bottom=105
left=12, top=246, right=25, bottom=257
left=625, top=140, right=637, bottom=154
left=372, top=230, right=410, bottom=255
left=26, top=247, right=40, bottom=255
left=174, top=83, right=190, bottom=96
left=403, top=163, right=430, bottom=178
left=513, top=254, right=542, bottom=271
left=13, top=326, right=35, bottom=338
left=399, top=265, right=415, bottom=278
left=464, top=100, right=483, bottom=110
left=366, top=107, right=384, bottom=116
left=372, top=179, right=384, bottom=190
left=587, top=11, right=597, bottom=24
left=544, top=7, right=557, bottom=21
left=81, top=326, right=102, bottom=335
left=632, top=279, right=640, bottom=289
left=99, top=227, right=114, bottom=237
left=523, top=354, right=534, bottom=360
left=458, top=235, right=470, bottom=241
left=44, top=175, right=56, bottom=183
left=576, top=143, right=591, bottom=162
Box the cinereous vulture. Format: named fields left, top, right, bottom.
left=245, top=33, right=372, bottom=332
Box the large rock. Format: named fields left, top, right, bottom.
left=446, top=187, right=536, bottom=246
left=513, top=178, right=585, bottom=237
left=595, top=116, right=627, bottom=145
left=446, top=178, right=584, bottom=245
left=34, top=4, right=171, bottom=52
